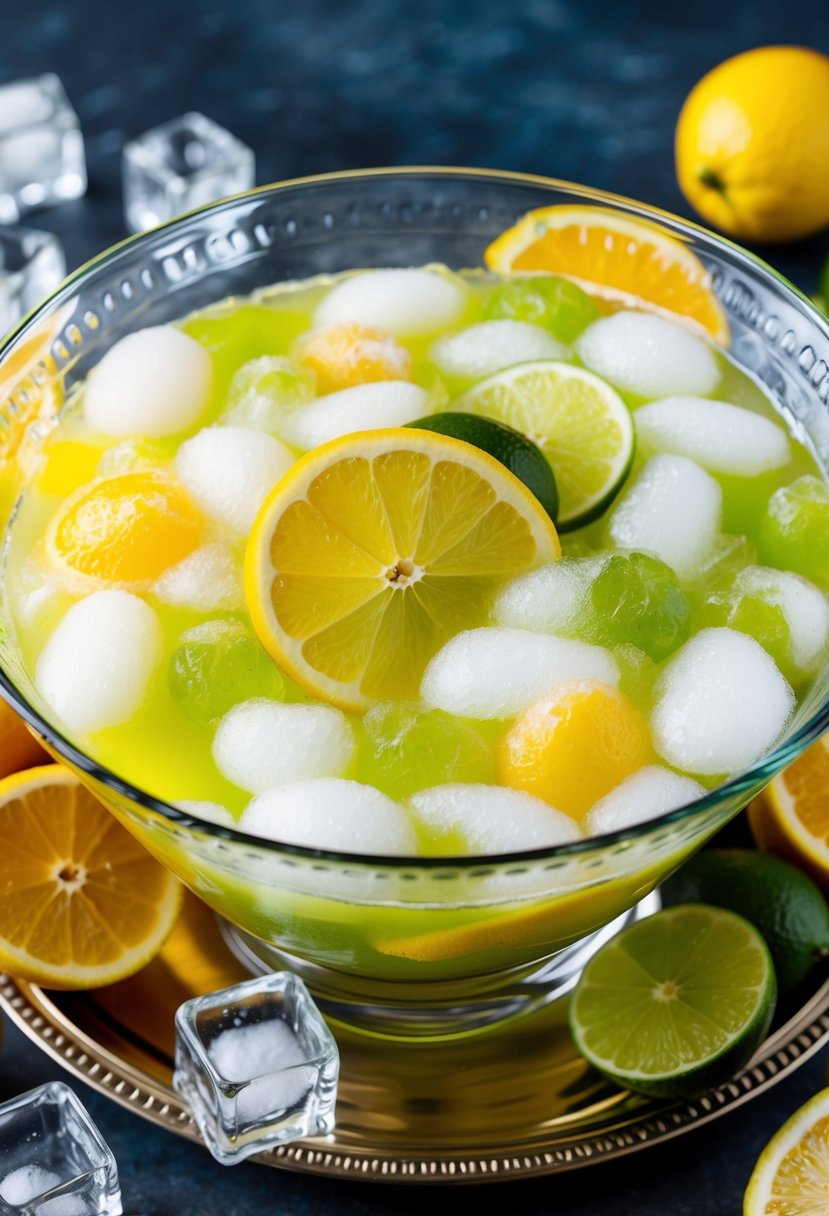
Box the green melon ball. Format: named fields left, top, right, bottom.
left=357, top=702, right=495, bottom=800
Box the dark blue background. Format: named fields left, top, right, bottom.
left=2, top=1, right=829, bottom=1211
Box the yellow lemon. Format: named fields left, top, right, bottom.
left=744, top=1086, right=829, bottom=1213
left=0, top=765, right=182, bottom=988
left=497, top=679, right=651, bottom=822
left=244, top=428, right=560, bottom=712
left=676, top=46, right=829, bottom=243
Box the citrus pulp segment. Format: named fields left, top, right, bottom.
left=452, top=361, right=634, bottom=529
left=484, top=204, right=730, bottom=344
left=752, top=735, right=829, bottom=889
left=46, top=470, right=202, bottom=589
left=0, top=765, right=182, bottom=987
left=497, top=678, right=651, bottom=821
left=244, top=428, right=560, bottom=712
left=569, top=904, right=776, bottom=1099
left=743, top=1086, right=829, bottom=1215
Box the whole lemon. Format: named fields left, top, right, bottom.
left=676, top=46, right=829, bottom=243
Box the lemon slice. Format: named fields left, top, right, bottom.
left=744, top=1086, right=829, bottom=1213
left=484, top=204, right=730, bottom=344
left=0, top=765, right=182, bottom=988
left=452, top=362, right=634, bottom=529
left=244, top=428, right=560, bottom=712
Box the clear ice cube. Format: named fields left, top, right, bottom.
left=0, top=1082, right=121, bottom=1216
left=0, top=226, right=65, bottom=336
left=122, top=112, right=255, bottom=233
left=173, top=972, right=339, bottom=1165
left=0, top=75, right=86, bottom=223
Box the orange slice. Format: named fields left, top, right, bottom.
left=46, top=470, right=202, bottom=589
left=294, top=321, right=413, bottom=394
left=244, top=428, right=560, bottom=712
left=497, top=679, right=652, bottom=822
left=0, top=765, right=182, bottom=988
left=0, top=700, right=50, bottom=779
left=750, top=733, right=829, bottom=889
left=485, top=205, right=730, bottom=344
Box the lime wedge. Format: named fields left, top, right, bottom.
left=451, top=360, right=634, bottom=530
left=569, top=904, right=776, bottom=1099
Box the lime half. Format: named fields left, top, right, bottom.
left=569, top=904, right=776, bottom=1099
left=452, top=360, right=634, bottom=530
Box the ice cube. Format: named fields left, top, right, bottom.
left=212, top=699, right=355, bottom=793
left=651, top=627, right=795, bottom=776
left=241, top=778, right=416, bottom=854
left=0, top=75, right=86, bottom=223
left=358, top=701, right=494, bottom=799
left=122, top=112, right=255, bottom=233
left=0, top=226, right=65, bottom=335
left=176, top=800, right=236, bottom=829
left=314, top=268, right=467, bottom=337
left=0, top=1082, right=120, bottom=1215
left=175, top=426, right=294, bottom=533
left=585, top=765, right=705, bottom=836
left=84, top=326, right=211, bottom=438
left=174, top=972, right=339, bottom=1165
left=705, top=565, right=829, bottom=677
left=634, top=396, right=790, bottom=474
left=169, top=621, right=283, bottom=725
left=279, top=381, right=430, bottom=451
left=1, top=1171, right=88, bottom=1215
left=208, top=1020, right=312, bottom=1123
left=608, top=454, right=722, bottom=580
left=493, top=557, right=606, bottom=635
left=154, top=542, right=242, bottom=612
left=220, top=356, right=314, bottom=433
left=409, top=783, right=583, bottom=854
left=760, top=475, right=829, bottom=587
left=576, top=311, right=720, bottom=398
left=420, top=627, right=619, bottom=719
left=693, top=532, right=757, bottom=588
left=430, top=320, right=568, bottom=382
left=35, top=591, right=162, bottom=734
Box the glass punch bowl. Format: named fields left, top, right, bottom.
left=2, top=169, right=829, bottom=1040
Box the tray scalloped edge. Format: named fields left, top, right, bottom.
left=2, top=973, right=828, bottom=1185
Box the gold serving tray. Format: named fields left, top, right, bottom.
left=2, top=893, right=828, bottom=1185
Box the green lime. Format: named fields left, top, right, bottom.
left=407, top=412, right=559, bottom=522
left=451, top=361, right=634, bottom=530
left=664, top=848, right=829, bottom=994
left=569, top=904, right=776, bottom=1099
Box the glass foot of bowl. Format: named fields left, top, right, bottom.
left=217, top=892, right=662, bottom=1040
